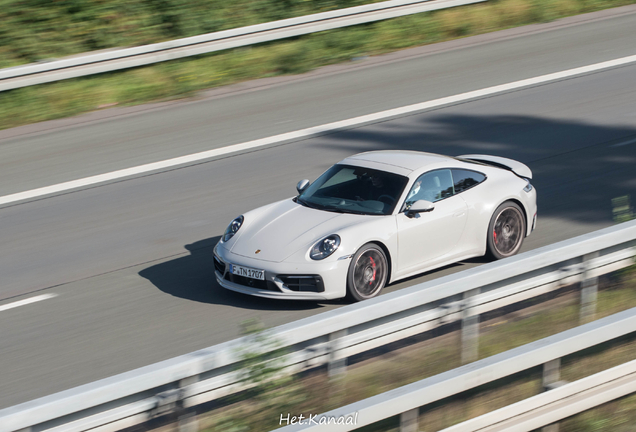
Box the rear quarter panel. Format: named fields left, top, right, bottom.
left=457, top=168, right=533, bottom=255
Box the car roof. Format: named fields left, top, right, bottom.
left=339, top=150, right=456, bottom=174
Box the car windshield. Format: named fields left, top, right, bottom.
left=297, top=164, right=409, bottom=215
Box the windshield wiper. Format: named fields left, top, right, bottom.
left=322, top=206, right=371, bottom=215
left=297, top=197, right=322, bottom=210
left=342, top=209, right=374, bottom=215
left=298, top=199, right=372, bottom=215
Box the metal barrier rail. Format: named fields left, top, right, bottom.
left=274, top=307, right=636, bottom=432
left=0, top=0, right=486, bottom=92
left=1, top=219, right=635, bottom=432
left=439, top=360, right=636, bottom=431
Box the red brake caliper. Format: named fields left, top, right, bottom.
left=369, top=256, right=376, bottom=285
left=493, top=229, right=498, bottom=244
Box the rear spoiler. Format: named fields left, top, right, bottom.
left=457, top=154, right=532, bottom=180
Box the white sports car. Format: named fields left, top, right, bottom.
left=214, top=151, right=537, bottom=301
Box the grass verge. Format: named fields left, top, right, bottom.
left=147, top=266, right=636, bottom=432
left=2, top=0, right=636, bottom=131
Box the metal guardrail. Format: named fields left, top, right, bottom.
left=439, top=360, right=636, bottom=431
left=1, top=219, right=635, bottom=432
left=274, top=307, right=636, bottom=432
left=0, top=0, right=487, bottom=92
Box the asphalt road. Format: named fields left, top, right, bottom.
left=1, top=5, right=636, bottom=197
left=1, top=7, right=636, bottom=409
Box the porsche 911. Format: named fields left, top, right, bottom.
left=214, top=151, right=537, bottom=301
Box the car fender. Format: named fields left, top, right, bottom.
left=310, top=216, right=399, bottom=282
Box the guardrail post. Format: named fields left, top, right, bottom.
left=542, top=423, right=560, bottom=432
left=542, top=358, right=560, bottom=390
left=580, top=252, right=599, bottom=324
left=178, top=412, right=199, bottom=432
left=541, top=358, right=562, bottom=432
left=328, top=329, right=347, bottom=377
left=461, top=288, right=480, bottom=364
left=400, top=408, right=419, bottom=432
left=177, top=376, right=199, bottom=432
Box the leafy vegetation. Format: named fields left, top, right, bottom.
left=212, top=319, right=309, bottom=432
left=1, top=0, right=635, bottom=130
left=193, top=272, right=636, bottom=431
left=0, top=0, right=379, bottom=68
left=612, top=195, right=635, bottom=223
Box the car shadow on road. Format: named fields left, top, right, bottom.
left=142, top=114, right=636, bottom=308
left=317, top=113, right=636, bottom=225
left=139, top=236, right=338, bottom=311
left=140, top=235, right=491, bottom=308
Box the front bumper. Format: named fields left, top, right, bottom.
left=213, top=243, right=350, bottom=300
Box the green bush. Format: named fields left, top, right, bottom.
left=0, top=0, right=382, bottom=68
left=1, top=0, right=635, bottom=130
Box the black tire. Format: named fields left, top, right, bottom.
left=487, top=201, right=526, bottom=260
left=346, top=243, right=388, bottom=302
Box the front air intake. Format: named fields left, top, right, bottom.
left=278, top=275, right=325, bottom=292
left=213, top=256, right=225, bottom=275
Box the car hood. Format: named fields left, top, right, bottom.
left=229, top=199, right=361, bottom=262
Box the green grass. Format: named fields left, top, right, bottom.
left=2, top=0, right=635, bottom=130
left=560, top=393, right=636, bottom=432
left=185, top=271, right=636, bottom=432
left=0, top=0, right=383, bottom=68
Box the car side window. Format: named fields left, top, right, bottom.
left=404, top=169, right=454, bottom=209
left=451, top=169, right=486, bottom=194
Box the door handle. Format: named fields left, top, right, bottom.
left=453, top=212, right=465, bottom=218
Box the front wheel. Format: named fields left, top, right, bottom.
left=487, top=201, right=526, bottom=260
left=346, top=244, right=388, bottom=302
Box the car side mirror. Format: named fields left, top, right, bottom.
left=406, top=200, right=435, bottom=218
left=297, top=179, right=310, bottom=194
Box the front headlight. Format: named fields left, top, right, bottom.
left=222, top=215, right=244, bottom=242
left=310, top=235, right=341, bottom=260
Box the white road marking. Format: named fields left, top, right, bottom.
left=611, top=137, right=636, bottom=147
left=2, top=54, right=636, bottom=207
left=0, top=293, right=57, bottom=312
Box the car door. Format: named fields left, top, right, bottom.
left=395, top=169, right=468, bottom=277
left=449, top=168, right=488, bottom=253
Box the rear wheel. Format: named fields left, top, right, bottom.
left=346, top=244, right=388, bottom=302
left=487, top=201, right=526, bottom=259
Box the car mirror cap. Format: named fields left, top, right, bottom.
left=297, top=179, right=310, bottom=194
left=406, top=199, right=435, bottom=217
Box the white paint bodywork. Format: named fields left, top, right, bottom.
left=214, top=151, right=537, bottom=300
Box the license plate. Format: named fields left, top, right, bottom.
left=230, top=264, right=265, bottom=280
